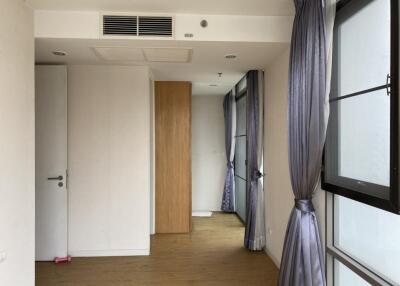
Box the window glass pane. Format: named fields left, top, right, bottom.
left=237, top=77, right=247, bottom=97
left=338, top=90, right=390, bottom=186
left=334, top=195, right=400, bottom=284
left=235, top=136, right=246, bottom=179
left=334, top=0, right=390, bottom=97
left=235, top=177, right=246, bottom=222
left=325, top=89, right=390, bottom=199
left=334, top=259, right=371, bottom=286
left=236, top=96, right=246, bottom=135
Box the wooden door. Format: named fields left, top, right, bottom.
left=155, top=81, right=192, bottom=233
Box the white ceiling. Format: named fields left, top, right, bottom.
left=27, top=0, right=294, bottom=16
left=36, top=39, right=289, bottom=96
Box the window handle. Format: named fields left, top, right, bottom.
left=386, top=74, right=391, bottom=96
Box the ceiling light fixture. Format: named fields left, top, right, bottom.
left=52, top=50, right=67, bottom=57
left=209, top=84, right=218, bottom=87
left=225, top=54, right=237, bottom=59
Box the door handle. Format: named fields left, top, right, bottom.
left=48, top=175, right=63, bottom=181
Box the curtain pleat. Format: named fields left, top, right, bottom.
left=244, top=70, right=265, bottom=251
left=278, top=0, right=335, bottom=285
left=221, top=91, right=236, bottom=212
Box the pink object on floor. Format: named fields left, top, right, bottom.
left=54, top=256, right=72, bottom=264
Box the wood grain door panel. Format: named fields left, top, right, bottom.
left=155, top=81, right=192, bottom=233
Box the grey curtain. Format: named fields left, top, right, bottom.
left=221, top=91, right=236, bottom=212
left=278, top=0, right=329, bottom=285
left=244, top=70, right=265, bottom=251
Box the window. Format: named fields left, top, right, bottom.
left=334, top=259, right=371, bottom=286
left=322, top=0, right=400, bottom=213
left=333, top=195, right=400, bottom=285
left=325, top=1, right=400, bottom=285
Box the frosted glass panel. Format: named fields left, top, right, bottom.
left=335, top=0, right=390, bottom=96
left=236, top=96, right=246, bottom=136
left=237, top=77, right=247, bottom=97
left=338, top=90, right=390, bottom=186
left=235, top=137, right=246, bottom=179
left=334, top=259, right=371, bottom=286
left=235, top=177, right=246, bottom=222
left=334, top=195, right=400, bottom=284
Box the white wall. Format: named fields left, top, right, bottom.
left=264, top=49, right=325, bottom=266
left=35, top=11, right=100, bottom=39
left=0, top=1, right=35, bottom=285
left=67, top=65, right=151, bottom=256
left=175, top=14, right=292, bottom=42
left=192, top=95, right=226, bottom=211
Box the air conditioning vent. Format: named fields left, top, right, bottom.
left=102, top=14, right=174, bottom=38
left=138, top=16, right=173, bottom=37
left=103, top=15, right=138, bottom=35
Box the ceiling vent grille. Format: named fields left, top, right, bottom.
left=102, top=15, right=173, bottom=38
left=138, top=16, right=173, bottom=37
left=103, top=15, right=138, bottom=35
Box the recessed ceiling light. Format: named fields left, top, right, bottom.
left=52, top=50, right=67, bottom=57
left=225, top=54, right=237, bottom=59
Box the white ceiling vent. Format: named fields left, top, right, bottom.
left=143, top=48, right=192, bottom=63
left=93, top=47, right=145, bottom=61
left=138, top=16, right=173, bottom=37
left=101, top=14, right=174, bottom=39
left=92, top=47, right=192, bottom=63
left=103, top=15, right=137, bottom=36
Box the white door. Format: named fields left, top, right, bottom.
left=35, top=65, right=68, bottom=261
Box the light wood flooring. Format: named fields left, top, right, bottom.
left=36, top=213, right=279, bottom=286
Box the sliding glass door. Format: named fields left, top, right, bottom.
left=235, top=92, right=247, bottom=223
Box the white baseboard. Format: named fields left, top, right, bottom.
left=192, top=211, right=213, bottom=217
left=69, top=248, right=150, bottom=257
left=264, top=248, right=281, bottom=269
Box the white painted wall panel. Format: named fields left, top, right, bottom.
left=264, top=49, right=325, bottom=267
left=34, top=10, right=292, bottom=43
left=176, top=14, right=293, bottom=42
left=67, top=65, right=151, bottom=256
left=0, top=1, right=35, bottom=285
left=35, top=11, right=100, bottom=39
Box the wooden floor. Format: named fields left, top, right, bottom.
left=36, top=213, right=278, bottom=286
